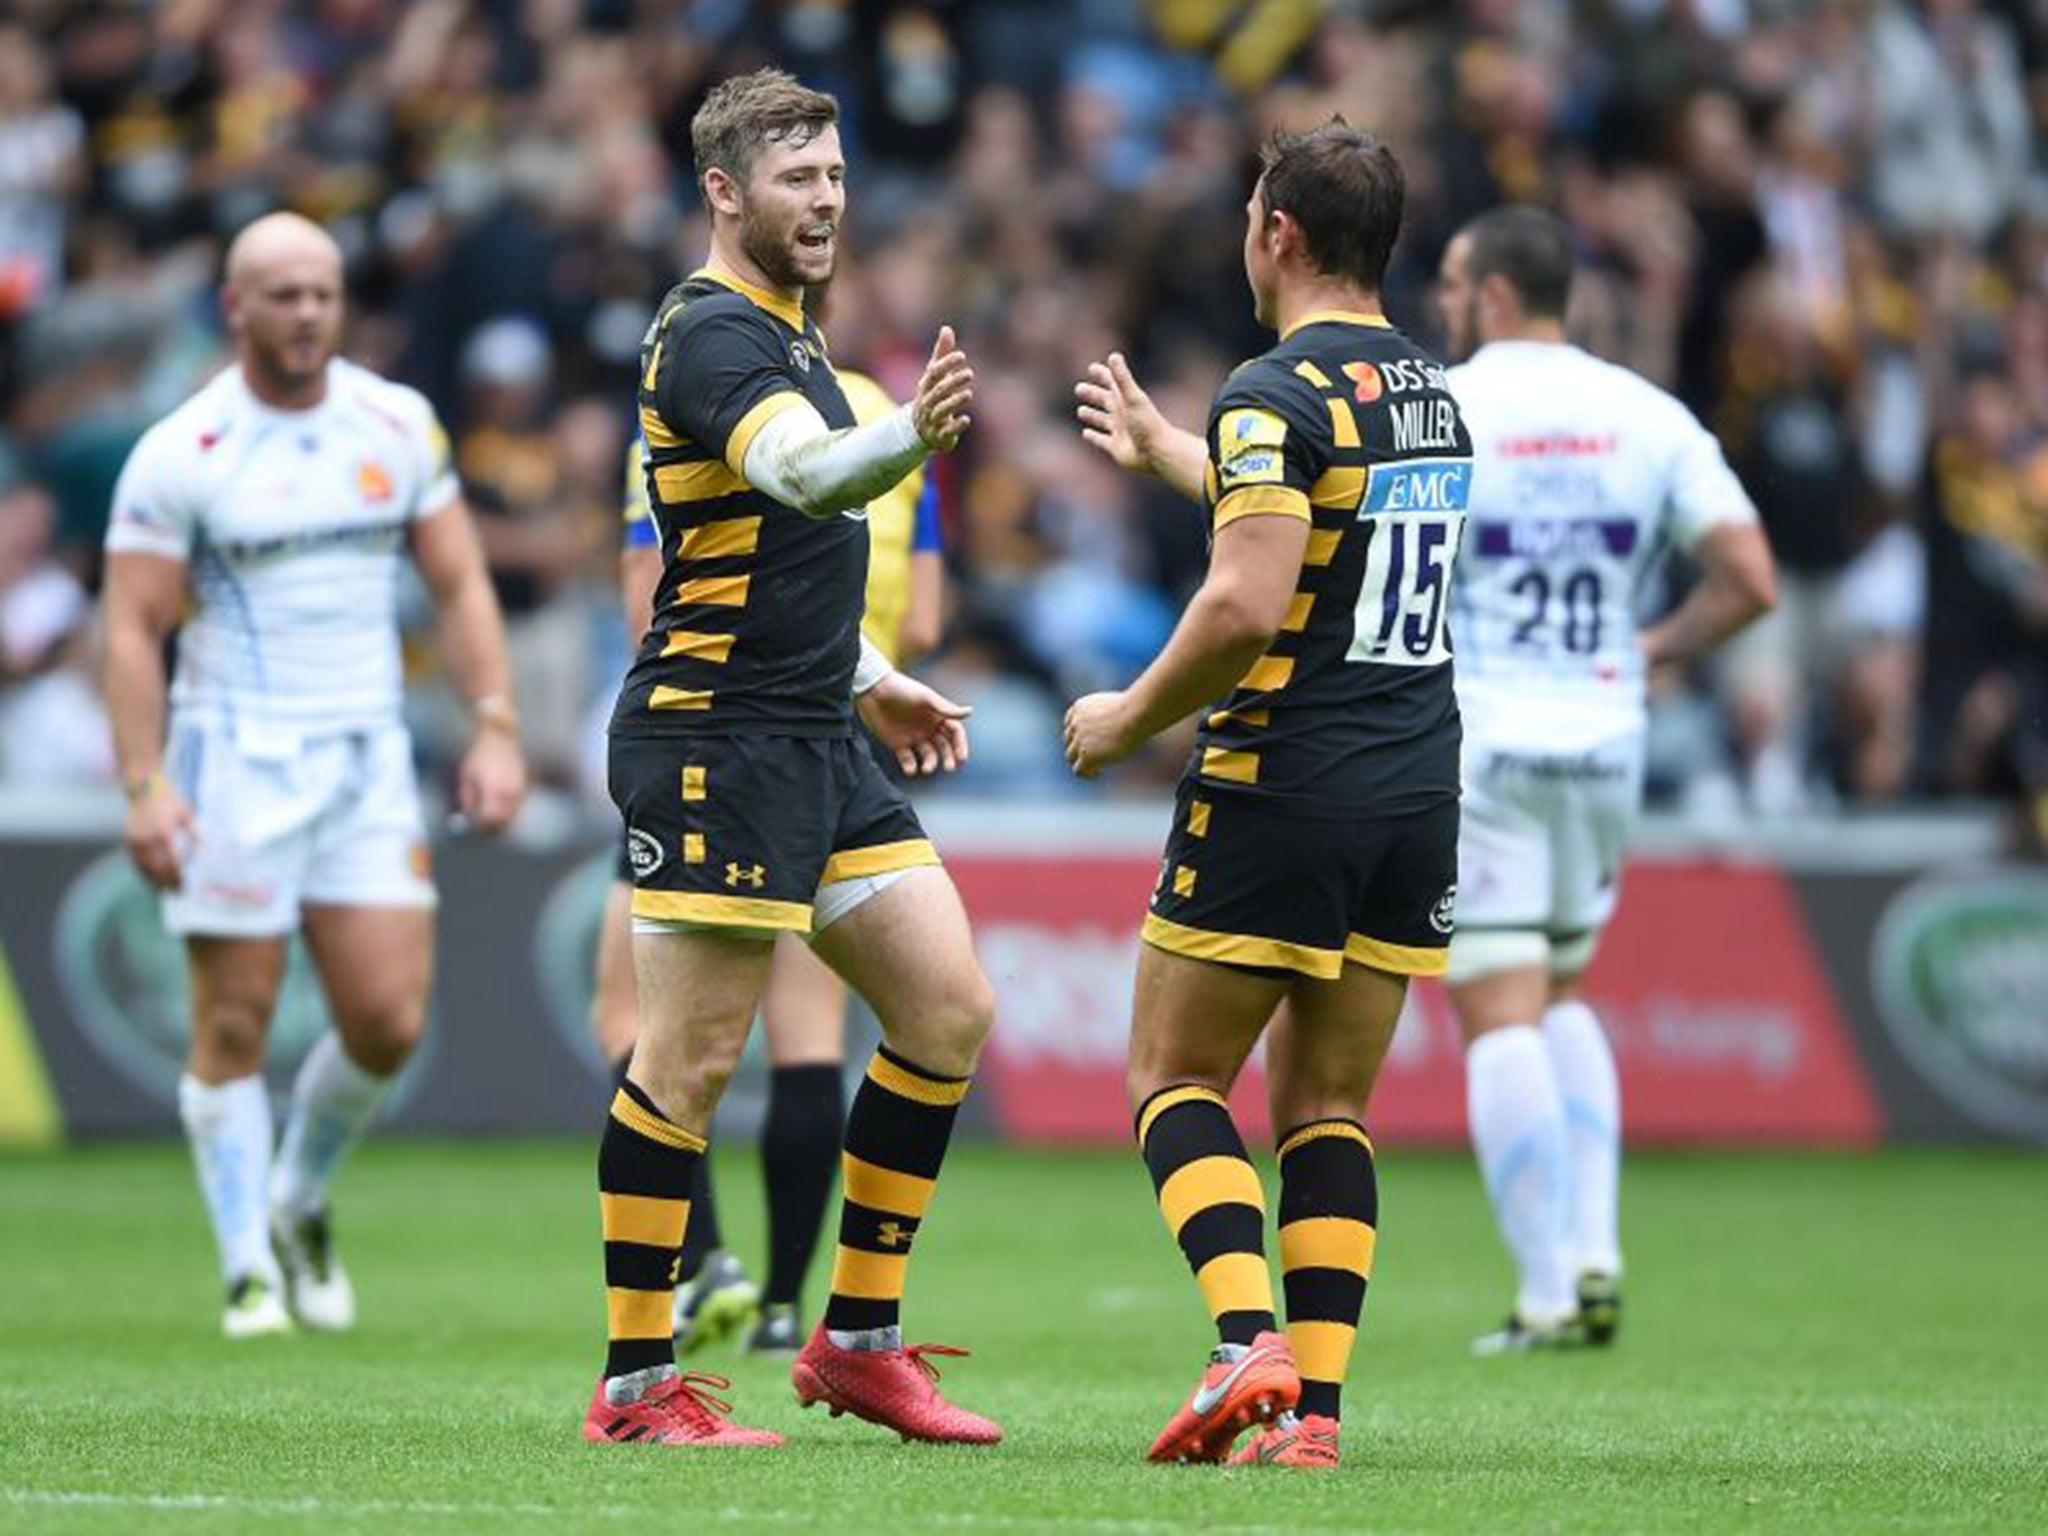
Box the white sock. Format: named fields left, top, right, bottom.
left=1465, top=1025, right=1576, bottom=1323
left=1542, top=999, right=1622, bottom=1277
left=178, top=1072, right=281, bottom=1287
left=270, top=1033, right=393, bottom=1220
left=828, top=1325, right=903, bottom=1353
left=605, top=1364, right=678, bottom=1404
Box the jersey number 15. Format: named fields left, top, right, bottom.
left=1344, top=458, right=1469, bottom=668
left=1346, top=511, right=1466, bottom=667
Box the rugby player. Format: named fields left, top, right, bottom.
left=101, top=212, right=527, bottom=1338
left=1434, top=207, right=1775, bottom=1352
left=1072, top=120, right=1469, bottom=1469
left=592, top=382, right=944, bottom=1358
left=585, top=68, right=998, bottom=1450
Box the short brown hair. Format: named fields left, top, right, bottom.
left=1258, top=118, right=1405, bottom=292
left=1461, top=206, right=1574, bottom=318
left=691, top=68, right=840, bottom=188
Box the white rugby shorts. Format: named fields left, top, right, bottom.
left=1448, top=730, right=1643, bottom=980
left=161, top=715, right=435, bottom=937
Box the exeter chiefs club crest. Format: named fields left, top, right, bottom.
left=357, top=458, right=395, bottom=503
left=788, top=339, right=813, bottom=374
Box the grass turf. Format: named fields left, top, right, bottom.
left=1, top=1143, right=2044, bottom=1535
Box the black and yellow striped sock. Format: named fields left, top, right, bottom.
left=599, top=1080, right=705, bottom=1382
left=610, top=1054, right=719, bottom=1280
left=610, top=1048, right=724, bottom=1286
left=1138, top=1085, right=1275, bottom=1347
left=823, top=1045, right=970, bottom=1335
left=1276, top=1118, right=1377, bottom=1421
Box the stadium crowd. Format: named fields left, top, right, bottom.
left=0, top=0, right=2043, bottom=828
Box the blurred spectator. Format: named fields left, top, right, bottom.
left=1715, top=272, right=1871, bottom=811
left=1868, top=0, right=2032, bottom=244
left=456, top=317, right=616, bottom=786
left=0, top=22, right=84, bottom=326
left=0, top=479, right=110, bottom=784
left=1919, top=364, right=2048, bottom=810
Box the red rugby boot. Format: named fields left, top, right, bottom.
left=1229, top=1411, right=1340, bottom=1469
left=791, top=1324, right=1002, bottom=1444
left=581, top=1372, right=783, bottom=1448
left=1148, top=1331, right=1300, bottom=1464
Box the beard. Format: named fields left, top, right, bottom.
left=247, top=328, right=335, bottom=395
left=739, top=206, right=829, bottom=291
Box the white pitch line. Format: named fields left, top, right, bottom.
left=0, top=1488, right=1310, bottom=1536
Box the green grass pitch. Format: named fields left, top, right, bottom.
left=2, top=1142, right=2044, bottom=1534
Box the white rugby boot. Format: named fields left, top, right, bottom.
left=271, top=1207, right=357, bottom=1332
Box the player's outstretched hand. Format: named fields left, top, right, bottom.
left=458, top=728, right=527, bottom=833
left=124, top=776, right=198, bottom=890
left=913, top=326, right=973, bottom=452
left=1075, top=353, right=1167, bottom=475
left=859, top=671, right=973, bottom=776
left=1064, top=690, right=1142, bottom=779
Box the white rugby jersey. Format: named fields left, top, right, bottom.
left=105, top=359, right=458, bottom=731
left=1446, top=340, right=1757, bottom=749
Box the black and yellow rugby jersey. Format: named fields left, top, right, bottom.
left=612, top=268, right=867, bottom=737
left=1193, top=312, right=1473, bottom=815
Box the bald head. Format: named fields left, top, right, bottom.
left=225, top=211, right=341, bottom=292
left=223, top=213, right=344, bottom=407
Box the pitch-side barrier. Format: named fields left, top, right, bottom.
left=0, top=791, right=2038, bottom=1146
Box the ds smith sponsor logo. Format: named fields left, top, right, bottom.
left=1345, top=358, right=1446, bottom=401
left=1872, top=870, right=2048, bottom=1140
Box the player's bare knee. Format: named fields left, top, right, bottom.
left=341, top=1002, right=424, bottom=1076
left=350, top=1029, right=417, bottom=1078
left=660, top=1052, right=740, bottom=1126
left=945, top=966, right=997, bottom=1046
left=1270, top=1087, right=1368, bottom=1133
left=1126, top=1058, right=1231, bottom=1114
left=883, top=962, right=994, bottom=1075
left=958, top=968, right=1000, bottom=1050
left=192, top=1002, right=269, bottom=1075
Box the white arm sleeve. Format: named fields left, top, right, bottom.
left=103, top=429, right=196, bottom=561
left=852, top=633, right=895, bottom=695
left=741, top=398, right=929, bottom=519
left=408, top=396, right=461, bottom=520
left=1665, top=405, right=1758, bottom=554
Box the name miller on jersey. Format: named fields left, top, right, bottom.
left=1391, top=397, right=1462, bottom=452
